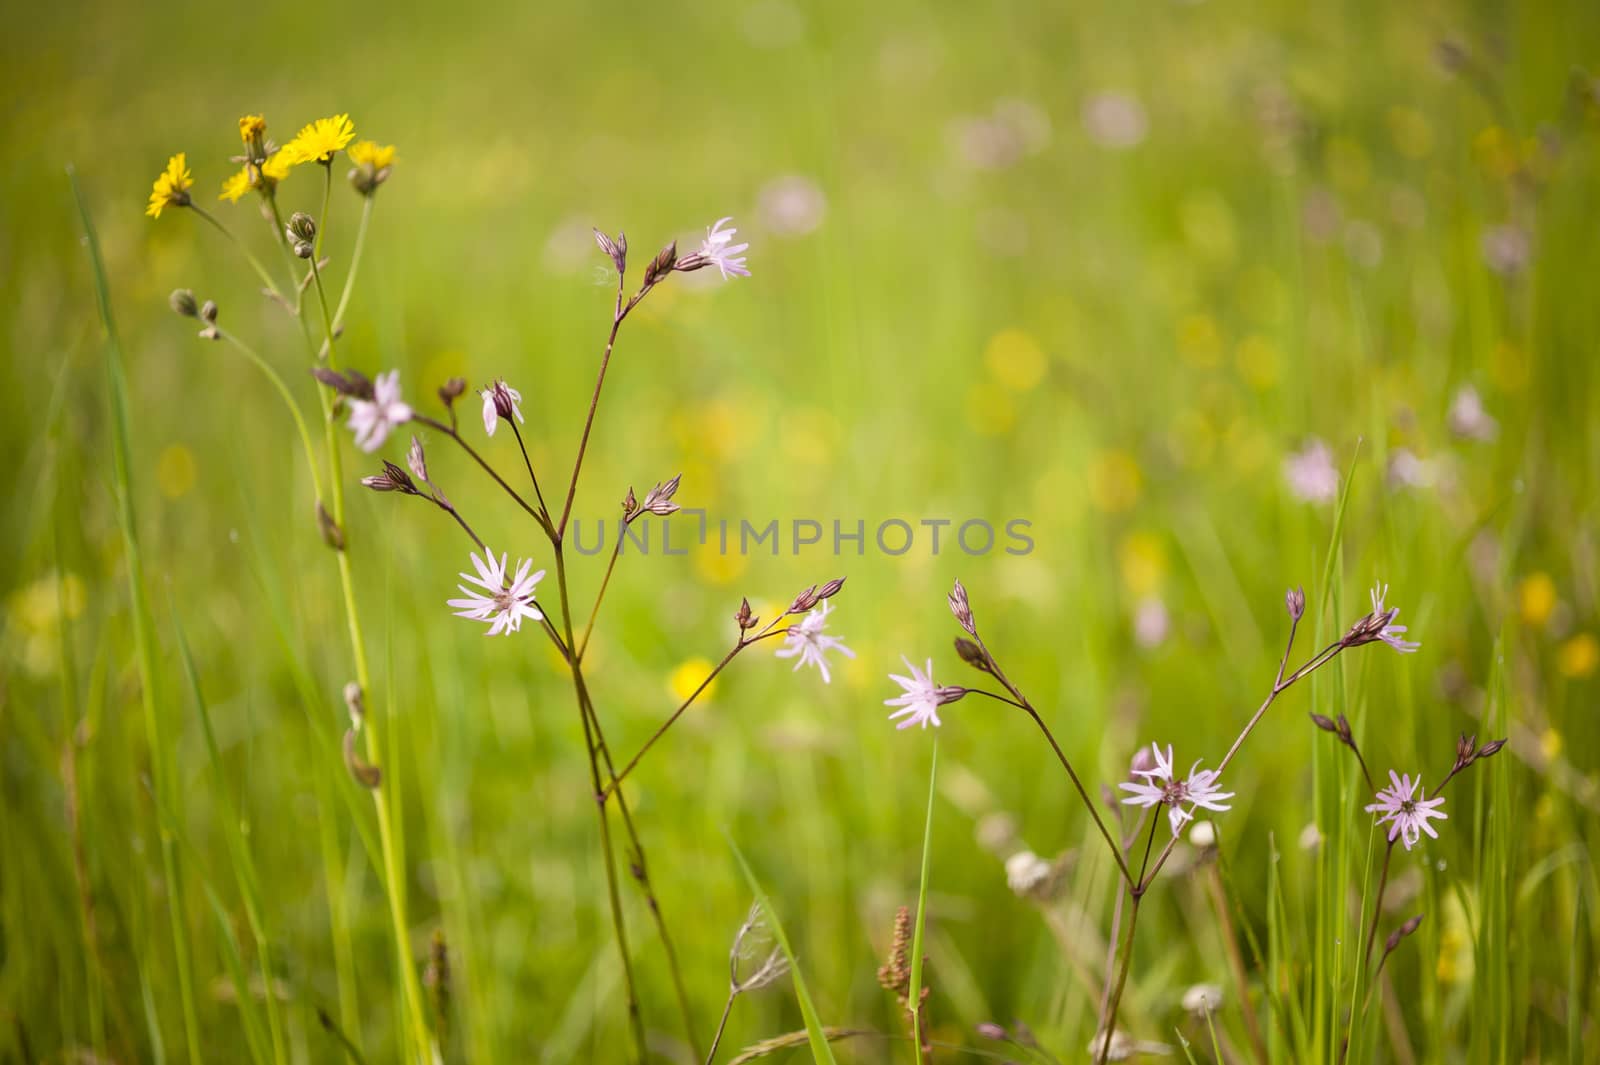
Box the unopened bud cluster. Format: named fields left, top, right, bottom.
left=286, top=212, right=317, bottom=258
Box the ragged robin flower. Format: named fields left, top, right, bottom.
left=283, top=113, right=356, bottom=166
left=348, top=140, right=397, bottom=195
left=146, top=153, right=193, bottom=218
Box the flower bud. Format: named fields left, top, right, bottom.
left=817, top=577, right=846, bottom=600
left=343, top=728, right=382, bottom=788
left=1476, top=737, right=1507, bottom=760
left=594, top=228, right=627, bottom=274
left=1286, top=585, right=1306, bottom=621
left=1384, top=912, right=1424, bottom=954
left=343, top=681, right=364, bottom=725
left=975, top=1022, right=1008, bottom=1041
left=287, top=212, right=317, bottom=258
left=317, top=500, right=345, bottom=550
left=438, top=376, right=467, bottom=406
left=642, top=240, right=678, bottom=287
left=954, top=636, right=991, bottom=673
left=199, top=299, right=219, bottom=324
left=170, top=289, right=199, bottom=317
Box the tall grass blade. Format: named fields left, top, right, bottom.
left=725, top=834, right=838, bottom=1065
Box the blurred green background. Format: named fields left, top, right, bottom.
left=4, top=0, right=1598, bottom=1061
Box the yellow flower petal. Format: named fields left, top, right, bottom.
left=284, top=114, right=356, bottom=166
left=147, top=152, right=193, bottom=218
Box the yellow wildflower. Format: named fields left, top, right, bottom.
left=348, top=140, right=395, bottom=169
left=347, top=139, right=397, bottom=194
left=146, top=153, right=193, bottom=218
left=1517, top=572, right=1557, bottom=628
left=668, top=657, right=718, bottom=703
left=219, top=151, right=293, bottom=203
left=1558, top=633, right=1598, bottom=678
left=239, top=114, right=267, bottom=143
left=283, top=114, right=355, bottom=166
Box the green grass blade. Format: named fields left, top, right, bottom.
left=724, top=834, right=838, bottom=1065
left=69, top=163, right=203, bottom=1065
left=172, top=607, right=288, bottom=1065
left=908, top=739, right=937, bottom=1061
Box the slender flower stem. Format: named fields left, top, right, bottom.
left=600, top=626, right=791, bottom=800
left=1361, top=842, right=1396, bottom=973
left=1097, top=815, right=1160, bottom=1065
left=968, top=635, right=1136, bottom=887
left=306, top=243, right=433, bottom=1063
left=189, top=205, right=284, bottom=301
left=412, top=415, right=552, bottom=536
left=705, top=990, right=738, bottom=1065
left=315, top=162, right=333, bottom=261
left=216, top=329, right=326, bottom=504
left=508, top=420, right=553, bottom=524
left=576, top=534, right=625, bottom=662
left=557, top=280, right=651, bottom=537
left=1136, top=641, right=1347, bottom=896
left=552, top=545, right=646, bottom=1061
left=332, top=194, right=375, bottom=333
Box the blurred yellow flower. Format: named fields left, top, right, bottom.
left=349, top=140, right=396, bottom=169
left=1118, top=532, right=1167, bottom=597
left=1517, top=572, right=1557, bottom=628
left=238, top=113, right=267, bottom=153
left=1557, top=633, right=1598, bottom=678
left=146, top=153, right=192, bottom=218
left=984, top=329, right=1047, bottom=391
left=1087, top=449, right=1141, bottom=513
left=157, top=444, right=197, bottom=499
left=1177, top=313, right=1222, bottom=368
left=1234, top=334, right=1280, bottom=391
left=694, top=544, right=747, bottom=586
left=965, top=381, right=1016, bottom=436
left=1473, top=127, right=1519, bottom=180
left=669, top=657, right=718, bottom=703
left=1540, top=727, right=1563, bottom=761
left=284, top=114, right=355, bottom=166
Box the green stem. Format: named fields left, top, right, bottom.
left=307, top=242, right=433, bottom=1064
left=332, top=195, right=375, bottom=333
left=217, top=330, right=326, bottom=504
left=554, top=546, right=647, bottom=1061
left=189, top=204, right=283, bottom=301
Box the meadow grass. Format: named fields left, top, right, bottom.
left=3, top=1, right=1599, bottom=1062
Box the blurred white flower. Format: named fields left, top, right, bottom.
left=1283, top=438, right=1339, bottom=504
left=1133, top=597, right=1170, bottom=648
left=774, top=600, right=855, bottom=683
left=1004, top=850, right=1053, bottom=898
left=1082, top=91, right=1148, bottom=149
left=1387, top=448, right=1435, bottom=490
left=1181, top=983, right=1224, bottom=1015
left=739, top=0, right=805, bottom=49
left=347, top=370, right=412, bottom=453
left=1447, top=385, right=1498, bottom=442
left=447, top=548, right=545, bottom=637
left=1481, top=223, right=1531, bottom=278
left=1188, top=820, right=1216, bottom=848
left=950, top=98, right=1051, bottom=170
left=757, top=175, right=827, bottom=237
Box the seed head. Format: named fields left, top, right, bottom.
left=170, top=289, right=199, bottom=317
left=594, top=228, right=627, bottom=275
left=641, top=473, right=683, bottom=516
left=735, top=597, right=758, bottom=631
left=948, top=578, right=976, bottom=634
